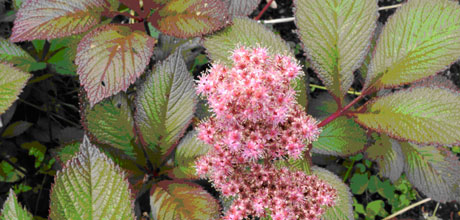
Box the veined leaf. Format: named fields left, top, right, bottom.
left=224, top=0, right=261, bottom=17
left=82, top=93, right=137, bottom=158
left=313, top=116, right=367, bottom=156
left=49, top=136, right=135, bottom=220
left=134, top=50, right=196, bottom=155
left=294, top=0, right=378, bottom=101
left=0, top=189, right=33, bottom=220
left=312, top=167, right=354, bottom=220
left=149, top=0, right=229, bottom=38
left=365, top=134, right=404, bottom=182
left=0, top=63, right=31, bottom=115
left=365, top=0, right=460, bottom=90
left=76, top=25, right=156, bottom=106
left=353, top=86, right=460, bottom=146
left=0, top=38, right=37, bottom=72
left=204, top=17, right=293, bottom=67
left=173, top=131, right=210, bottom=179
left=150, top=181, right=220, bottom=220
left=400, top=142, right=460, bottom=202
left=10, top=0, right=110, bottom=42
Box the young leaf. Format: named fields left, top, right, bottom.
left=0, top=64, right=31, bottom=115
left=172, top=131, right=210, bottom=179
left=10, top=0, right=110, bottom=42
left=312, top=116, right=367, bottom=156
left=203, top=17, right=293, bottom=67
left=365, top=135, right=404, bottom=183
left=312, top=167, right=354, bottom=220
left=0, top=38, right=37, bottom=72
left=364, top=0, right=460, bottom=90
left=150, top=181, right=220, bottom=220
left=353, top=86, right=460, bottom=146
left=224, top=0, right=261, bottom=17
left=0, top=189, right=33, bottom=220
left=82, top=93, right=137, bottom=158
left=148, top=0, right=229, bottom=38
left=53, top=141, right=80, bottom=165
left=76, top=25, right=156, bottom=106
left=49, top=135, right=135, bottom=220
left=294, top=0, right=378, bottom=102
left=134, top=50, right=196, bottom=155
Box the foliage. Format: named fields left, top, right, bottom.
left=1, top=0, right=460, bottom=219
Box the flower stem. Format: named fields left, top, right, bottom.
left=254, top=0, right=274, bottom=20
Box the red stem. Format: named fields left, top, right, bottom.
left=254, top=0, right=274, bottom=20
left=317, top=88, right=371, bottom=128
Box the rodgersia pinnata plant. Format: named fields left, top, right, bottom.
left=1, top=0, right=460, bottom=219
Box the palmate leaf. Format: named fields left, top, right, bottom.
left=312, top=167, right=354, bottom=220
left=0, top=38, right=37, bottom=72
left=149, top=0, right=229, bottom=38
left=294, top=0, right=378, bottom=102
left=150, top=181, right=220, bottom=220
left=364, top=0, right=460, bottom=90
left=365, top=134, right=404, bottom=182
left=353, top=86, right=460, bottom=146
left=77, top=25, right=156, bottom=106
left=224, top=0, right=261, bottom=17
left=0, top=63, right=31, bottom=115
left=135, top=50, right=196, bottom=156
left=312, top=116, right=367, bottom=156
left=203, top=17, right=293, bottom=67
left=82, top=93, right=137, bottom=159
left=10, top=0, right=110, bottom=42
left=49, top=136, right=135, bottom=220
left=172, top=131, right=210, bottom=179
left=399, top=142, right=460, bottom=202
left=0, top=189, right=33, bottom=220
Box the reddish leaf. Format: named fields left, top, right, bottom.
left=76, top=25, right=156, bottom=106
left=10, top=0, right=110, bottom=42
left=149, top=0, right=230, bottom=38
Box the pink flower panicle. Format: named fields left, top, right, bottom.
left=196, top=46, right=336, bottom=220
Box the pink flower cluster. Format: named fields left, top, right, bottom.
left=196, top=46, right=336, bottom=220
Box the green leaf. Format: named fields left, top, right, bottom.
left=0, top=63, right=31, bottom=115
left=312, top=167, right=354, bottom=220
left=224, top=0, right=261, bottom=17
left=49, top=135, right=135, bottom=220
left=294, top=0, right=378, bottom=101
left=76, top=25, right=156, bottom=106
left=150, top=181, right=220, bottom=220
left=0, top=38, right=37, bottom=72
left=53, top=141, right=80, bottom=165
left=353, top=86, right=460, bottom=146
left=0, top=159, right=25, bottom=183
left=312, top=116, right=367, bottom=156
left=1, top=121, right=33, bottom=138
left=365, top=134, right=404, bottom=182
left=83, top=93, right=137, bottom=158
left=364, top=0, right=460, bottom=90
left=203, top=17, right=293, bottom=67
left=10, top=0, right=110, bottom=42
left=0, top=189, right=33, bottom=220
left=350, top=173, right=369, bottom=195
left=173, top=131, right=210, bottom=179
left=399, top=142, right=460, bottom=202
left=134, top=49, right=197, bottom=155
left=149, top=0, right=229, bottom=38
left=21, top=141, right=46, bottom=168
left=365, top=200, right=388, bottom=218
